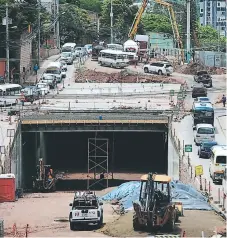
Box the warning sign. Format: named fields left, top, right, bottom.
left=195, top=165, right=203, bottom=177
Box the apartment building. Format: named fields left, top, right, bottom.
left=199, top=0, right=226, bottom=37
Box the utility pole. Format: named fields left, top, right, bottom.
left=6, top=3, right=9, bottom=83
left=110, top=0, right=113, bottom=44
left=38, top=0, right=41, bottom=66
left=97, top=15, right=100, bottom=40
left=186, top=0, right=191, bottom=63
left=56, top=0, right=60, bottom=48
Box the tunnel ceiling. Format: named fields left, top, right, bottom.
left=20, top=111, right=170, bottom=132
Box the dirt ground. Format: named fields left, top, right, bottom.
left=98, top=210, right=226, bottom=237
left=60, top=172, right=145, bottom=180
left=0, top=191, right=119, bottom=237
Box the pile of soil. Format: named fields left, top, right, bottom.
left=75, top=69, right=184, bottom=84
left=176, top=62, right=225, bottom=75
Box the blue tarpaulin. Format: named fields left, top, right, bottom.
left=100, top=181, right=212, bottom=211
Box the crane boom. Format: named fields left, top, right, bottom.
left=128, top=0, right=184, bottom=62
left=128, top=0, right=148, bottom=39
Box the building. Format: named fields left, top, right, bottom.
left=148, top=32, right=174, bottom=50
left=199, top=0, right=227, bottom=37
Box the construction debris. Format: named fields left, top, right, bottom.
left=176, top=62, right=226, bottom=75
left=75, top=69, right=184, bottom=84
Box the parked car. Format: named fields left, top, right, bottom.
left=41, top=75, right=56, bottom=89
left=143, top=61, right=173, bottom=75
left=198, top=141, right=218, bottom=158
left=60, top=52, right=74, bottom=65
left=20, top=86, right=40, bottom=103
left=60, top=61, right=67, bottom=71
left=194, top=97, right=211, bottom=104
left=192, top=83, right=207, bottom=98
left=84, top=44, right=92, bottom=54
left=194, top=71, right=212, bottom=88
left=75, top=47, right=87, bottom=57
left=69, top=191, right=103, bottom=230
left=36, top=82, right=50, bottom=95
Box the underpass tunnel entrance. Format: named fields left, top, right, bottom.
left=22, top=130, right=168, bottom=188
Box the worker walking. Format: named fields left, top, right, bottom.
left=222, top=94, right=226, bottom=107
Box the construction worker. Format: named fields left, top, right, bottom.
left=222, top=94, right=226, bottom=107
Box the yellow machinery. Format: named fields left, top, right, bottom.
left=133, top=173, right=183, bottom=231
left=128, top=0, right=184, bottom=63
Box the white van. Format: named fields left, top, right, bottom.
left=98, top=49, right=129, bottom=68
left=194, top=124, right=215, bottom=146
left=62, top=43, right=76, bottom=58
left=209, top=145, right=227, bottom=183
left=42, top=62, right=65, bottom=83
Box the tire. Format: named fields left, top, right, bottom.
left=110, top=64, right=113, bottom=68
left=165, top=213, right=175, bottom=232
left=97, top=215, right=103, bottom=229
left=133, top=213, right=144, bottom=231
left=144, top=67, right=149, bottom=73
left=70, top=222, right=75, bottom=231
left=158, top=70, right=162, bottom=75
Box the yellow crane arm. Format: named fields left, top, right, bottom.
left=154, top=0, right=184, bottom=62
left=128, top=0, right=148, bottom=39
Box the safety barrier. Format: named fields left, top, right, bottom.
left=171, top=126, right=226, bottom=216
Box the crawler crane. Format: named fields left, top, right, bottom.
left=128, top=0, right=184, bottom=63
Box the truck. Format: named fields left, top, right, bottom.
left=134, top=34, right=149, bottom=60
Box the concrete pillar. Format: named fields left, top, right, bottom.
left=40, top=132, right=46, bottom=164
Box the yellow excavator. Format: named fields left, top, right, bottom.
left=128, top=0, right=184, bottom=63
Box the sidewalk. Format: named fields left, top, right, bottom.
left=217, top=115, right=227, bottom=138
left=26, top=54, right=60, bottom=84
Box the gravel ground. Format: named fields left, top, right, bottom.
left=0, top=191, right=119, bottom=237
left=98, top=210, right=225, bottom=237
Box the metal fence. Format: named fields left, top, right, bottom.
left=153, top=47, right=226, bottom=67
left=0, top=219, right=3, bottom=238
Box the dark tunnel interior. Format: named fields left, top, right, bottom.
left=22, top=131, right=168, bottom=188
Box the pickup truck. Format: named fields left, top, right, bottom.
left=194, top=71, right=212, bottom=88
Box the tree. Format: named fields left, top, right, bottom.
left=100, top=0, right=142, bottom=42
left=59, top=4, right=97, bottom=44
left=198, top=25, right=227, bottom=51
left=142, top=13, right=172, bottom=35
left=80, top=0, right=102, bottom=13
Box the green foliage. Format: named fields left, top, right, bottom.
left=59, top=4, right=96, bottom=44
left=100, top=0, right=141, bottom=42
left=80, top=0, right=102, bottom=13
left=198, top=25, right=227, bottom=50
left=142, top=13, right=172, bottom=35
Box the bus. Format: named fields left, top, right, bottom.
left=192, top=102, right=214, bottom=126
left=107, top=44, right=123, bottom=51
left=98, top=49, right=129, bottom=68
left=0, top=84, right=23, bottom=105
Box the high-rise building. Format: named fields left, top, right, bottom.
left=199, top=0, right=226, bottom=37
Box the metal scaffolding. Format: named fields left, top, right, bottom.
left=87, top=138, right=109, bottom=189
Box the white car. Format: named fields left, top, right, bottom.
left=60, top=52, right=74, bottom=65
left=60, top=61, right=67, bottom=71
left=143, top=61, right=173, bottom=76
left=69, top=191, right=103, bottom=230
left=193, top=124, right=215, bottom=146
left=194, top=97, right=211, bottom=104
left=36, top=82, right=50, bottom=95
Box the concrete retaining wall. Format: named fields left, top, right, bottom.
left=40, top=48, right=60, bottom=60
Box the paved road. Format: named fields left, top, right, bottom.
left=172, top=71, right=226, bottom=209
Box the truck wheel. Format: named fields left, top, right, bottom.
left=144, top=68, right=149, bottom=73
left=133, top=214, right=143, bottom=231
left=165, top=214, right=175, bottom=232
left=70, top=222, right=75, bottom=231
left=97, top=215, right=103, bottom=228
left=158, top=70, right=162, bottom=75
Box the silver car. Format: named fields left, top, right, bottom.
left=60, top=52, right=73, bottom=65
